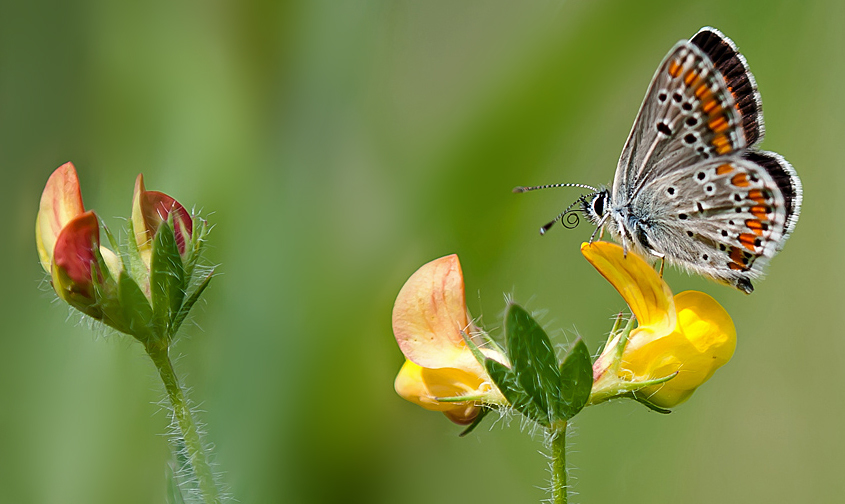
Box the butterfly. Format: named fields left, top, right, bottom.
left=515, top=27, right=802, bottom=294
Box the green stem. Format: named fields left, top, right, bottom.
left=550, top=423, right=568, bottom=504
left=147, top=343, right=221, bottom=504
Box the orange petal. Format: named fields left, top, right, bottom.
left=581, top=242, right=675, bottom=334
left=392, top=255, right=479, bottom=372
left=36, top=163, right=85, bottom=273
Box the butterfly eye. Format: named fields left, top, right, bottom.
left=592, top=194, right=606, bottom=217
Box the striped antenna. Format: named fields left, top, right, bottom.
left=539, top=196, right=588, bottom=235
left=512, top=182, right=598, bottom=193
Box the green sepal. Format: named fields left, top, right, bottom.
left=118, top=272, right=155, bottom=344
left=89, top=256, right=130, bottom=333
left=485, top=358, right=549, bottom=427
left=165, top=461, right=187, bottom=504
left=631, top=395, right=673, bottom=414
left=459, top=408, right=490, bottom=437
left=170, top=270, right=213, bottom=337
left=504, top=303, right=561, bottom=424
left=435, top=394, right=487, bottom=403
left=150, top=221, right=186, bottom=337
left=125, top=219, right=150, bottom=290
left=558, top=338, right=593, bottom=420
left=182, top=216, right=207, bottom=282
left=460, top=329, right=488, bottom=367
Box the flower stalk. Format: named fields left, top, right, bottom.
left=550, top=424, right=568, bottom=504
left=147, top=342, right=221, bottom=504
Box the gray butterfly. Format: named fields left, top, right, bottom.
left=516, top=27, right=802, bottom=294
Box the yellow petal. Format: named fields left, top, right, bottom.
left=394, top=360, right=483, bottom=424
left=392, top=254, right=479, bottom=372
left=132, top=174, right=153, bottom=267
left=581, top=242, right=675, bottom=335
left=36, top=163, right=85, bottom=273
left=621, top=290, right=736, bottom=408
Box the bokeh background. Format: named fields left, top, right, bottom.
left=2, top=0, right=843, bottom=502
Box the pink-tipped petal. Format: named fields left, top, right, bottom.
left=392, top=255, right=479, bottom=372
left=133, top=175, right=192, bottom=257
left=36, top=163, right=85, bottom=273
left=51, top=211, right=101, bottom=299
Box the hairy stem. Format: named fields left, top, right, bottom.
left=550, top=423, right=568, bottom=504
left=147, top=343, right=220, bottom=504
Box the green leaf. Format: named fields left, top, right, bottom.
left=505, top=303, right=561, bottom=424
left=150, top=221, right=186, bottom=336
left=558, top=338, right=593, bottom=419
left=485, top=358, right=549, bottom=427
left=458, top=408, right=490, bottom=437
left=118, top=273, right=155, bottom=343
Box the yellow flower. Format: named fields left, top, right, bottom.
left=392, top=254, right=507, bottom=424
left=583, top=242, right=736, bottom=409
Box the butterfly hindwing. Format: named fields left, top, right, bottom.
left=633, top=153, right=797, bottom=293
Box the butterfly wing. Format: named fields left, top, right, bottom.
left=629, top=151, right=801, bottom=293
left=613, top=27, right=762, bottom=204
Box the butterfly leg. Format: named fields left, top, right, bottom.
left=658, top=258, right=665, bottom=278
left=589, top=214, right=610, bottom=244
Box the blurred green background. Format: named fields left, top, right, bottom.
left=2, top=0, right=843, bottom=502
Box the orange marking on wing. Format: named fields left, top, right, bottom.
left=748, top=189, right=767, bottom=204
left=729, top=247, right=744, bottom=263
left=685, top=70, right=699, bottom=86
left=695, top=83, right=711, bottom=99
left=745, top=219, right=765, bottom=236
left=728, top=262, right=746, bottom=271
left=739, top=233, right=758, bottom=251
left=701, top=98, right=718, bottom=113
left=708, top=116, right=729, bottom=133
left=716, top=164, right=734, bottom=175
left=668, top=60, right=681, bottom=78
left=717, top=143, right=733, bottom=155
left=751, top=205, right=770, bottom=220
left=730, top=173, right=749, bottom=187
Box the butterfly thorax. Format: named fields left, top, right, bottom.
left=584, top=189, right=667, bottom=260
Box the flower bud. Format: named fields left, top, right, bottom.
left=132, top=174, right=193, bottom=267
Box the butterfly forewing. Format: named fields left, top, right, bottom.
left=614, top=33, right=759, bottom=203
left=691, top=27, right=764, bottom=147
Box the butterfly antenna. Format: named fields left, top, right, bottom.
left=540, top=196, right=588, bottom=235
left=513, top=182, right=598, bottom=193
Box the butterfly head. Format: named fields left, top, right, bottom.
left=581, top=189, right=610, bottom=227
